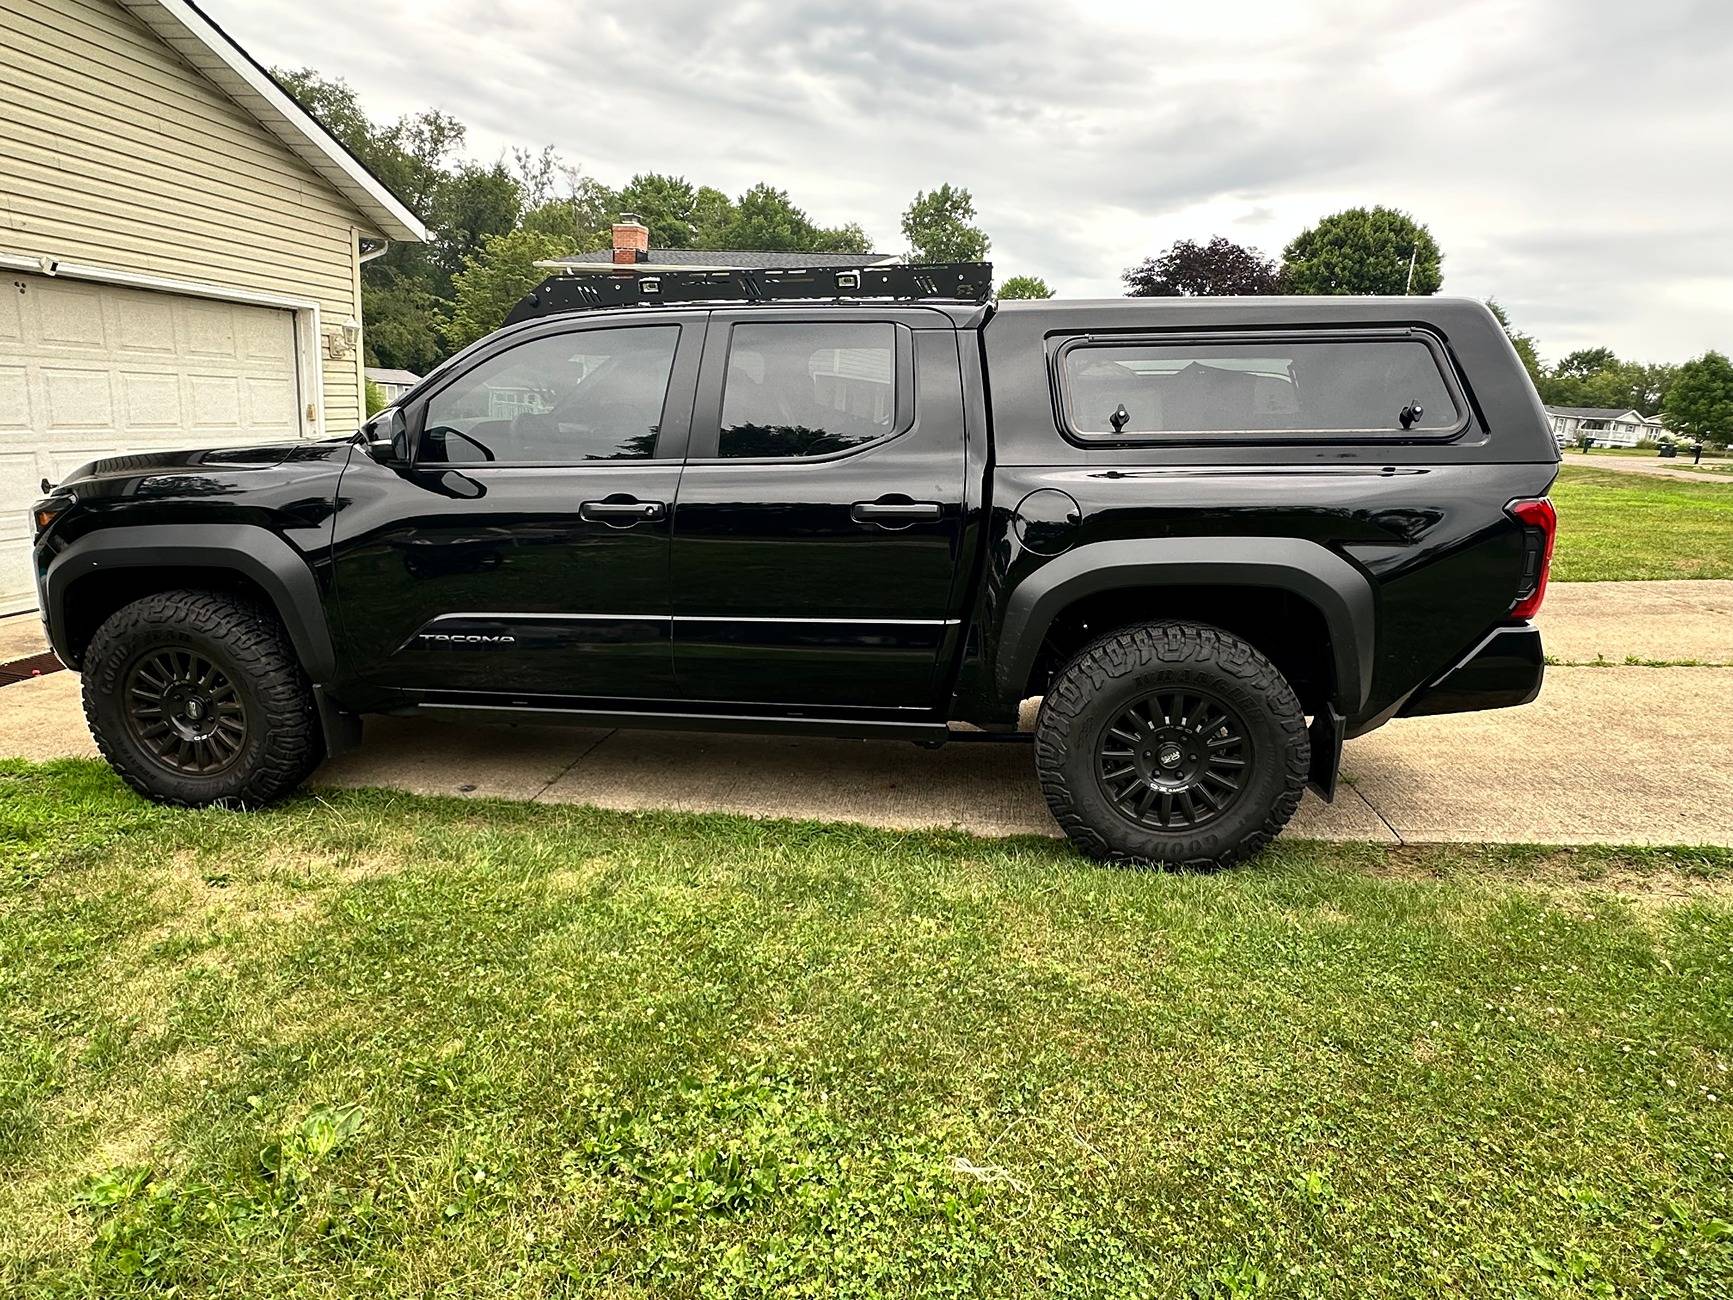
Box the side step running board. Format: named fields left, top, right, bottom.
left=413, top=701, right=952, bottom=744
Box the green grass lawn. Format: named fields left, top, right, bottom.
left=1552, top=464, right=1733, bottom=581
left=4, top=763, right=1732, bottom=1296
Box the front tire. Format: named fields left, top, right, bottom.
left=82, top=590, right=319, bottom=808
left=1035, top=621, right=1309, bottom=868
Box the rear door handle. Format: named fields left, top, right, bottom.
left=580, top=498, right=665, bottom=524
left=851, top=500, right=943, bottom=525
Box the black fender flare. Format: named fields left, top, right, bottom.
left=994, top=537, right=1377, bottom=715
left=43, top=524, right=338, bottom=684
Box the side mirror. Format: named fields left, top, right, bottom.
left=364, top=408, right=410, bottom=464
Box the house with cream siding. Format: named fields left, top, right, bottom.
left=0, top=0, right=426, bottom=612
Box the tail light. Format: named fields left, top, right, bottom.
left=1506, top=497, right=1556, bottom=620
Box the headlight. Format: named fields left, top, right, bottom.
left=31, top=495, right=74, bottom=539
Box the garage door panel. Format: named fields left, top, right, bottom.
left=0, top=450, right=38, bottom=517
left=34, top=281, right=109, bottom=348
left=41, top=367, right=115, bottom=428
left=2, top=273, right=305, bottom=613
left=114, top=295, right=177, bottom=355
left=239, top=311, right=294, bottom=364
left=244, top=376, right=296, bottom=430
left=184, top=303, right=239, bottom=359
left=119, top=371, right=184, bottom=428
left=0, top=366, right=29, bottom=427
left=0, top=283, right=20, bottom=342
left=187, top=373, right=242, bottom=428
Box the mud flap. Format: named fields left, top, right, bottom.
left=1307, top=706, right=1344, bottom=802
left=314, top=686, right=363, bottom=759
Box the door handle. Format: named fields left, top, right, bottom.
left=580, top=498, right=665, bottom=523
left=851, top=500, right=942, bottom=525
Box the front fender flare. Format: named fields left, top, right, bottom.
left=994, top=537, right=1376, bottom=715
left=44, top=524, right=337, bottom=684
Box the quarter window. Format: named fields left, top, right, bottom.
left=421, top=326, right=679, bottom=464
left=718, top=323, right=897, bottom=458
left=1061, top=337, right=1461, bottom=439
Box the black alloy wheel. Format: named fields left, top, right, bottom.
left=1095, top=689, right=1250, bottom=831
left=1034, top=620, right=1309, bottom=869
left=123, top=647, right=249, bottom=775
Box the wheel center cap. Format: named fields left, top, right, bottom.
left=184, top=698, right=204, bottom=721
left=1157, top=742, right=1184, bottom=769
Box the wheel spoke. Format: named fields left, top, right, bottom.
left=124, top=645, right=248, bottom=776
left=1095, top=685, right=1255, bottom=834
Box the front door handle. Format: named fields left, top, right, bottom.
left=580, top=497, right=665, bottom=524
left=851, top=499, right=943, bottom=526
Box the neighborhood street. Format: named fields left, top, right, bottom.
left=7, top=580, right=1730, bottom=847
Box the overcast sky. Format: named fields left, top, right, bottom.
left=210, top=0, right=1732, bottom=363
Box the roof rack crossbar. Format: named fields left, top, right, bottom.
left=505, top=261, right=992, bottom=324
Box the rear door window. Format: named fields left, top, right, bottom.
left=1059, top=336, right=1463, bottom=440
left=717, top=322, right=897, bottom=458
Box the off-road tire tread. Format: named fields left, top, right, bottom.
left=1035, top=621, right=1309, bottom=869
left=82, top=589, right=318, bottom=807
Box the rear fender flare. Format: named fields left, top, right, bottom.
left=43, top=524, right=337, bottom=683
left=995, top=537, right=1376, bottom=715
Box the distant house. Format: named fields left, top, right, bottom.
left=1544, top=407, right=1658, bottom=447
left=537, top=216, right=899, bottom=276
left=366, top=367, right=422, bottom=404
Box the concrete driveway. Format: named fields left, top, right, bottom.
left=5, top=583, right=1732, bottom=847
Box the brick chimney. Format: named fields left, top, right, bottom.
left=612, top=213, right=650, bottom=265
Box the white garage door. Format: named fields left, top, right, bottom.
left=0, top=272, right=302, bottom=613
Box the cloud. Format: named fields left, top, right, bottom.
left=212, top=0, right=1733, bottom=361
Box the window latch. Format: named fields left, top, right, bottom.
left=1399, top=400, right=1424, bottom=430
left=1109, top=403, right=1131, bottom=433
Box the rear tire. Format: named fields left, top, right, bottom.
left=1034, top=621, right=1309, bottom=868
left=82, top=590, right=319, bottom=808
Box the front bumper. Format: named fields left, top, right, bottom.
left=1399, top=623, right=1544, bottom=718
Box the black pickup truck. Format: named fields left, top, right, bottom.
left=31, top=263, right=1557, bottom=868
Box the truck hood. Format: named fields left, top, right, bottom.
left=56, top=441, right=316, bottom=489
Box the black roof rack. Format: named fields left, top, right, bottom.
left=504, top=261, right=992, bottom=325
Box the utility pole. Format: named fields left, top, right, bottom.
left=1404, top=246, right=1417, bottom=295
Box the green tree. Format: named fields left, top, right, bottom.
left=446, top=229, right=575, bottom=352
left=359, top=269, right=447, bottom=374
left=364, top=378, right=388, bottom=417
left=691, top=186, right=735, bottom=245
left=813, top=221, right=874, bottom=254
left=1280, top=206, right=1442, bottom=295
left=616, top=173, right=703, bottom=248
left=1485, top=300, right=1543, bottom=386
left=1554, top=347, right=1619, bottom=380
left=712, top=183, right=820, bottom=251
left=708, top=184, right=871, bottom=254
left=1534, top=348, right=1677, bottom=418
left=274, top=67, right=468, bottom=370
left=519, top=175, right=616, bottom=248
left=1621, top=362, right=1678, bottom=418
left=430, top=162, right=523, bottom=280
left=1662, top=351, right=1733, bottom=444
left=997, top=275, right=1053, bottom=300
left=901, top=184, right=990, bottom=263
